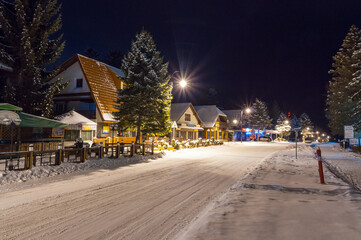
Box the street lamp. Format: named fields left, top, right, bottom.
left=240, top=108, right=251, bottom=143
left=179, top=78, right=187, bottom=88
left=232, top=119, right=238, bottom=124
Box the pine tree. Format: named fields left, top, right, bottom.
left=114, top=29, right=173, bottom=143
left=275, top=112, right=291, bottom=139
left=269, top=100, right=281, bottom=127
left=290, top=115, right=301, bottom=130
left=326, top=25, right=361, bottom=135
left=0, top=0, right=66, bottom=117
left=249, top=99, right=272, bottom=139
left=103, top=49, right=123, bottom=68
left=84, top=48, right=100, bottom=60
left=276, top=112, right=288, bottom=126
left=349, top=44, right=361, bottom=130
left=299, top=113, right=314, bottom=141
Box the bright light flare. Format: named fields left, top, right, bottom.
left=179, top=79, right=187, bottom=88
left=245, top=108, right=251, bottom=114
left=233, top=119, right=238, bottom=124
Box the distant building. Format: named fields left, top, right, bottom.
left=194, top=105, right=230, bottom=141
left=170, top=103, right=204, bottom=141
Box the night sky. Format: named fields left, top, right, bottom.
left=60, top=0, right=361, bottom=129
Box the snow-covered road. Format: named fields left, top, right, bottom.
left=0, top=143, right=286, bottom=240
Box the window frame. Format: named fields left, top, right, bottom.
left=76, top=78, right=83, bottom=88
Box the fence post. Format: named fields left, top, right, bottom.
left=28, top=144, right=34, bottom=169
left=120, top=140, right=124, bottom=154
left=81, top=147, right=86, bottom=163
left=142, top=143, right=145, bottom=155
left=57, top=143, right=63, bottom=165
left=151, top=140, right=154, bottom=155
left=99, top=142, right=103, bottom=159
left=116, top=142, right=120, bottom=158
left=131, top=141, right=134, bottom=157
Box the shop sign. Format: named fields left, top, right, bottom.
left=344, top=125, right=354, bottom=139
left=82, top=124, right=96, bottom=131
left=103, top=125, right=110, bottom=134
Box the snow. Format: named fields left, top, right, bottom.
left=0, top=143, right=285, bottom=239
left=1, top=143, right=361, bottom=239
left=0, top=153, right=164, bottom=186
left=54, top=110, right=96, bottom=125
left=179, top=143, right=361, bottom=240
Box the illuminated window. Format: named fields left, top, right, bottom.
left=188, top=132, right=193, bottom=139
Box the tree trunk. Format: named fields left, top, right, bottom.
left=135, top=125, right=141, bottom=144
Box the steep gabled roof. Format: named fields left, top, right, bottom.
left=194, top=105, right=227, bottom=128
left=59, top=54, right=123, bottom=122
left=170, top=103, right=203, bottom=124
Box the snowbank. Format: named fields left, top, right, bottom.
left=0, top=153, right=164, bottom=186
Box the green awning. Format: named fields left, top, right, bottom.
left=18, top=112, right=68, bottom=128
left=0, top=103, right=22, bottom=111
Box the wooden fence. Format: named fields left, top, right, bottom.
left=0, top=142, right=154, bottom=171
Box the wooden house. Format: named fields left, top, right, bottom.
left=50, top=54, right=125, bottom=140
left=194, top=105, right=230, bottom=141
left=170, top=103, right=204, bottom=141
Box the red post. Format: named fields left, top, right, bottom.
left=316, top=148, right=325, bottom=184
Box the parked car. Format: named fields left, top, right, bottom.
left=259, top=136, right=272, bottom=142
left=304, top=138, right=313, bottom=143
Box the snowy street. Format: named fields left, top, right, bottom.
left=0, top=143, right=286, bottom=240
left=181, top=144, right=361, bottom=240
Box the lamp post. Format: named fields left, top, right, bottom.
left=110, top=123, right=118, bottom=158
left=240, top=108, right=251, bottom=143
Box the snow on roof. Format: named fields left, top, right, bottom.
left=194, top=105, right=227, bottom=128
left=55, top=110, right=96, bottom=125
left=170, top=103, right=191, bottom=122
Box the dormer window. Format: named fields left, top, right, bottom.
left=185, top=113, right=191, bottom=121
left=76, top=78, right=83, bottom=88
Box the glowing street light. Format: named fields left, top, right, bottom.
left=233, top=119, right=238, bottom=124
left=179, top=78, right=187, bottom=88
left=240, top=108, right=251, bottom=143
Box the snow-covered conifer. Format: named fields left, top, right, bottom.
left=114, top=29, right=173, bottom=143
left=326, top=25, right=361, bottom=135
left=0, top=0, right=66, bottom=117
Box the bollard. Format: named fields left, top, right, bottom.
left=316, top=147, right=325, bottom=184
left=142, top=143, right=145, bottom=155
left=28, top=144, right=34, bottom=169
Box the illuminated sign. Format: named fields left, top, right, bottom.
left=102, top=126, right=110, bottom=134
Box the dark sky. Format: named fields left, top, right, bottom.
left=61, top=0, right=361, bottom=129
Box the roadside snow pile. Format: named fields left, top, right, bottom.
left=309, top=143, right=361, bottom=191
left=0, top=153, right=164, bottom=186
